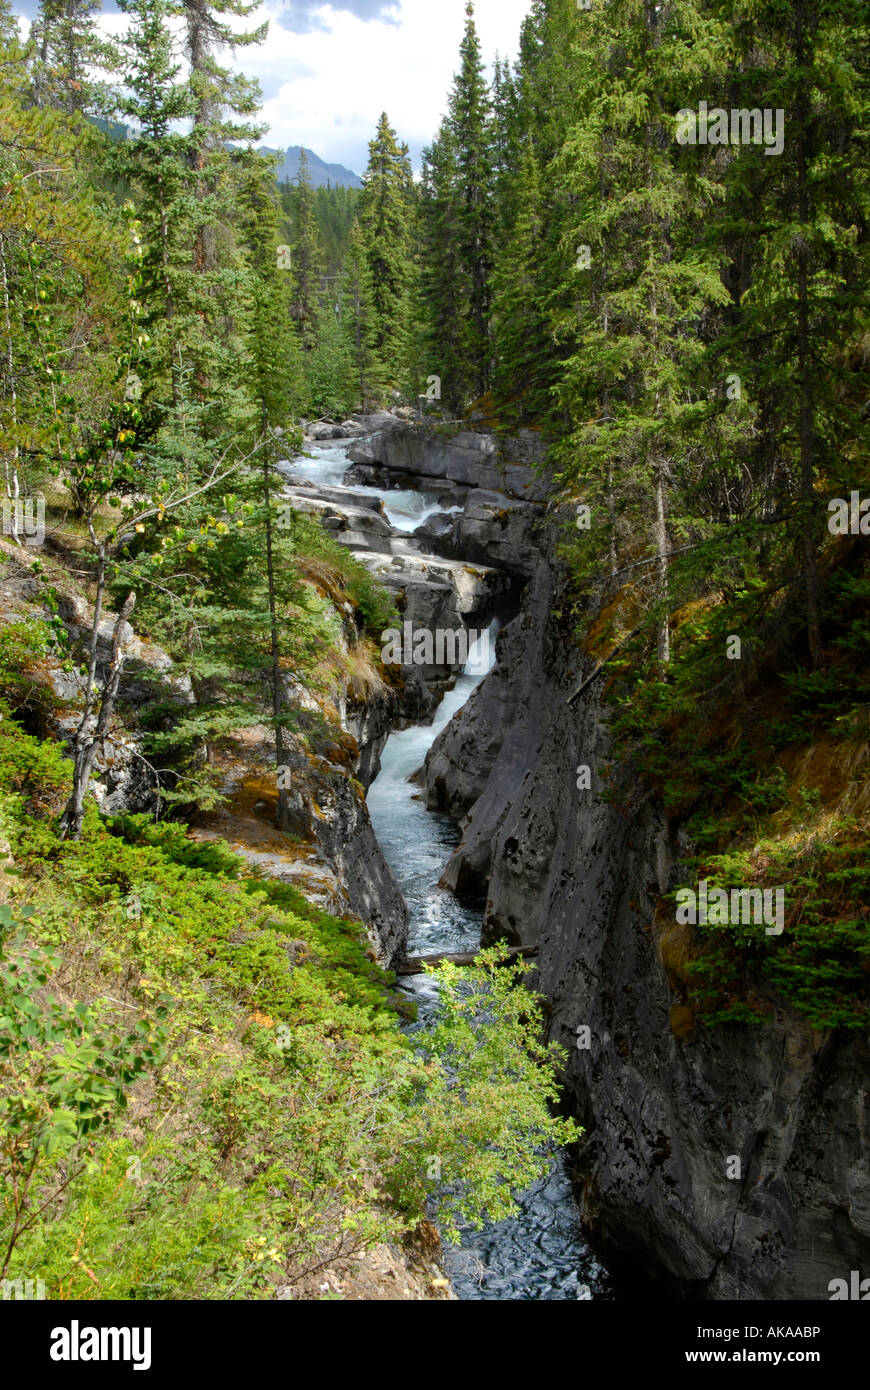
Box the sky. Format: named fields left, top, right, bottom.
left=11, top=0, right=533, bottom=175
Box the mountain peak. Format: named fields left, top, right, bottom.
left=261, top=145, right=363, bottom=190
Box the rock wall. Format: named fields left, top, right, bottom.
left=347, top=422, right=550, bottom=503
left=279, top=470, right=511, bottom=724
left=422, top=531, right=870, bottom=1300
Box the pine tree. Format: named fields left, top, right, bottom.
left=705, top=0, right=870, bottom=669
left=555, top=0, right=730, bottom=665
left=416, top=3, right=496, bottom=413
left=0, top=0, right=15, bottom=42
left=416, top=121, right=466, bottom=415
left=112, top=0, right=197, bottom=409
left=446, top=2, right=494, bottom=404
left=305, top=291, right=355, bottom=419
left=181, top=1, right=265, bottom=287
left=357, top=112, right=413, bottom=388
left=172, top=0, right=266, bottom=415
left=490, top=139, right=550, bottom=424
left=340, top=219, right=386, bottom=408
left=290, top=148, right=324, bottom=352
left=31, top=0, right=108, bottom=113
left=489, top=0, right=584, bottom=428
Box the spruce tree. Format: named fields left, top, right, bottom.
left=555, top=0, right=730, bottom=665
left=706, top=0, right=870, bottom=668
left=340, top=219, right=386, bottom=408
left=305, top=291, right=355, bottom=419
left=490, top=139, right=550, bottom=425
left=174, top=0, right=266, bottom=415
left=112, top=0, right=197, bottom=409
left=290, top=148, right=324, bottom=352
left=357, top=112, right=413, bottom=389
left=446, top=2, right=494, bottom=404
left=181, top=0, right=266, bottom=287
left=417, top=120, right=466, bottom=415
left=489, top=0, right=584, bottom=429
left=31, top=0, right=107, bottom=113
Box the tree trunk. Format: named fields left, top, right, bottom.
left=60, top=590, right=136, bottom=840
left=0, top=232, right=21, bottom=546
left=795, top=0, right=824, bottom=669
left=654, top=461, right=670, bottom=667
left=262, top=445, right=289, bottom=830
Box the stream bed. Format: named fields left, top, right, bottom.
left=288, top=440, right=612, bottom=1300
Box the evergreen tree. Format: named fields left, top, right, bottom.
left=555, top=0, right=730, bottom=665
left=357, top=112, right=413, bottom=388
left=112, top=0, right=197, bottom=409
left=290, top=148, right=324, bottom=352
left=0, top=0, right=15, bottom=42
left=170, top=0, right=266, bottom=417
left=417, top=120, right=466, bottom=415
left=305, top=291, right=355, bottom=419
left=417, top=3, right=494, bottom=413
left=181, top=0, right=265, bottom=372
left=30, top=0, right=108, bottom=113
left=704, top=0, right=870, bottom=669
left=340, top=219, right=386, bottom=408
left=0, top=5, right=131, bottom=521
left=236, top=157, right=305, bottom=429
left=446, top=2, right=494, bottom=404
left=181, top=0, right=267, bottom=269
left=488, top=0, right=583, bottom=428
left=490, top=139, right=550, bottom=423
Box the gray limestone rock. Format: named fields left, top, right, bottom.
left=421, top=521, right=870, bottom=1299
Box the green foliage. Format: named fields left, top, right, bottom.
left=0, top=899, right=170, bottom=1276
left=284, top=508, right=399, bottom=639
left=303, top=294, right=356, bottom=419
left=0, top=718, right=578, bottom=1296
left=279, top=180, right=362, bottom=280
left=340, top=220, right=387, bottom=407
left=0, top=618, right=65, bottom=724
left=289, top=148, right=324, bottom=353
left=357, top=113, right=414, bottom=390
left=417, top=6, right=495, bottom=412
left=682, top=831, right=869, bottom=1032
left=0, top=714, right=72, bottom=811
left=389, top=947, right=580, bottom=1243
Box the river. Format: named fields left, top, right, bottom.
left=287, top=439, right=612, bottom=1301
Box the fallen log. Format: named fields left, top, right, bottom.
left=395, top=945, right=539, bottom=976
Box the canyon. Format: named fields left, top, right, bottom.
left=33, top=416, right=869, bottom=1301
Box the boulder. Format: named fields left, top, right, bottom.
left=414, top=488, right=543, bottom=578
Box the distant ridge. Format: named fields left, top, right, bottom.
left=261, top=146, right=363, bottom=190
left=86, top=121, right=363, bottom=191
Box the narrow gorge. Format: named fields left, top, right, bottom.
left=246, top=417, right=870, bottom=1301
left=2, top=0, right=867, bottom=1326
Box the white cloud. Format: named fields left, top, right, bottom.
left=11, top=0, right=531, bottom=174
left=233, top=0, right=531, bottom=173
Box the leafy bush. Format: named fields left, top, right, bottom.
left=0, top=718, right=579, bottom=1297
left=0, top=901, right=169, bottom=1279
